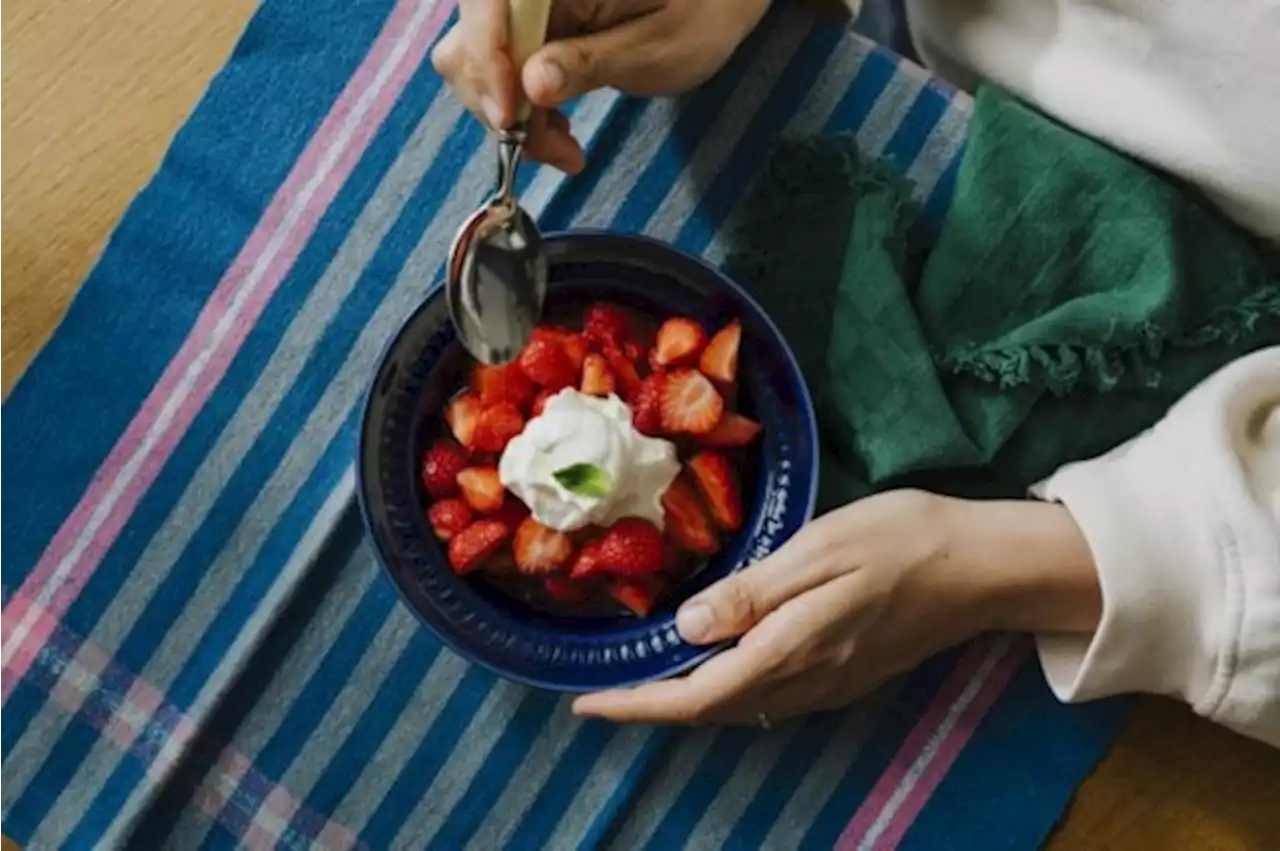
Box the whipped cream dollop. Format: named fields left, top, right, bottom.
left=498, top=389, right=679, bottom=532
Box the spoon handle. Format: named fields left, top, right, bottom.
left=507, top=0, right=553, bottom=123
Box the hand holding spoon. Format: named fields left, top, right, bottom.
left=446, top=0, right=554, bottom=365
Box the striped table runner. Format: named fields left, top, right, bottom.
left=1, top=0, right=1126, bottom=847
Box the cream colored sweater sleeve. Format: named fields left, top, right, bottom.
left=1032, top=347, right=1280, bottom=748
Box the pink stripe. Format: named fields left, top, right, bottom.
left=3, top=597, right=361, bottom=849
left=870, top=644, right=1025, bottom=849
left=836, top=638, right=1024, bottom=850
left=2, top=0, right=456, bottom=694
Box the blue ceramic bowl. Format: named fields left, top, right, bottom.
left=357, top=231, right=818, bottom=692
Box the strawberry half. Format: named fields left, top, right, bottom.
left=660, top=475, right=721, bottom=555
left=608, top=577, right=663, bottom=617
left=559, top=331, right=589, bottom=374
left=446, top=393, right=484, bottom=449
left=700, top=320, right=741, bottom=385
left=471, top=362, right=535, bottom=409
left=568, top=537, right=605, bottom=579
left=630, top=374, right=665, bottom=436
left=447, top=519, right=511, bottom=575
left=598, top=518, right=667, bottom=577
left=456, top=466, right=505, bottom=514
left=513, top=517, right=575, bottom=574
left=471, top=402, right=525, bottom=453
left=580, top=353, right=615, bottom=397
left=604, top=346, right=642, bottom=400
left=651, top=317, right=708, bottom=370
left=699, top=411, right=762, bottom=447
left=518, top=334, right=577, bottom=390
left=530, top=389, right=556, bottom=418
left=687, top=451, right=742, bottom=530
left=428, top=498, right=473, bottom=541
left=660, top=369, right=725, bottom=435
left=421, top=439, right=469, bottom=498
left=583, top=302, right=630, bottom=351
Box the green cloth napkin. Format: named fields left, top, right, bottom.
left=725, top=87, right=1280, bottom=510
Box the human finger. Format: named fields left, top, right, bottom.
left=521, top=108, right=585, bottom=173
left=522, top=9, right=672, bottom=106
left=675, top=511, right=859, bottom=645
left=571, top=640, right=769, bottom=724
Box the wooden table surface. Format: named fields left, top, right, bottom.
left=4, top=1, right=1279, bottom=848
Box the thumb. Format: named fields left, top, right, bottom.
left=521, top=13, right=670, bottom=106
left=676, top=524, right=849, bottom=645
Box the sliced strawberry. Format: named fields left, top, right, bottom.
left=544, top=576, right=586, bottom=603
left=447, top=519, right=511, bottom=575
left=559, top=331, right=589, bottom=374
left=584, top=302, right=631, bottom=351
left=513, top=517, right=575, bottom=574
left=446, top=393, right=484, bottom=449
left=651, top=317, right=708, bottom=370
left=530, top=389, right=556, bottom=418
left=456, top=466, right=505, bottom=514
left=624, top=340, right=649, bottom=364
left=687, top=451, right=742, bottom=531
left=428, top=498, right=473, bottom=541
left=700, top=320, right=741, bottom=385
left=492, top=495, right=531, bottom=533
left=580, top=353, right=615, bottom=397
left=699, top=411, right=762, bottom=447
left=421, top=439, right=469, bottom=498
left=568, top=537, right=606, bottom=580
left=660, top=369, right=724, bottom=435
left=471, top=362, right=536, bottom=409
left=630, top=374, right=665, bottom=436
left=609, top=577, right=663, bottom=617
left=518, top=334, right=577, bottom=390
left=472, top=402, right=525, bottom=453
left=604, top=347, right=642, bottom=400
left=660, top=475, right=721, bottom=555
left=598, top=518, right=667, bottom=577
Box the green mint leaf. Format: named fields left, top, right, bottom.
left=553, top=463, right=613, bottom=498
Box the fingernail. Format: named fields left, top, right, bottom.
left=534, top=59, right=566, bottom=97
left=676, top=602, right=714, bottom=643
left=481, top=96, right=504, bottom=129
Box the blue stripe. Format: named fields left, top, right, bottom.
left=822, top=48, right=900, bottom=136
left=608, top=12, right=781, bottom=234
left=899, top=662, right=1128, bottom=851
left=506, top=719, right=619, bottom=850
left=123, top=506, right=370, bottom=847
left=8, top=710, right=109, bottom=847
left=425, top=690, right=562, bottom=849
left=539, top=97, right=649, bottom=232
left=641, top=728, right=758, bottom=850
left=882, top=84, right=951, bottom=172
left=723, top=711, right=848, bottom=850
left=924, top=150, right=963, bottom=226
left=0, top=0, right=398, bottom=584
left=587, top=730, right=670, bottom=851
left=358, top=665, right=498, bottom=848
left=282, top=630, right=444, bottom=839
left=673, top=23, right=844, bottom=255
left=799, top=650, right=960, bottom=851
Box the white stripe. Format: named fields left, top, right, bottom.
left=856, top=636, right=1013, bottom=851
left=3, top=0, right=439, bottom=670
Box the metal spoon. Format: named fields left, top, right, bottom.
left=446, top=0, right=552, bottom=365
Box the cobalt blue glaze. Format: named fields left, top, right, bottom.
left=356, top=231, right=819, bottom=692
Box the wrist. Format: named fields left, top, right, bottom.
left=944, top=498, right=1103, bottom=635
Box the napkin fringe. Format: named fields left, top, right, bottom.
left=941, top=284, right=1280, bottom=395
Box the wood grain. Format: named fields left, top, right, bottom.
left=3, top=1, right=1278, bottom=848
left=1, top=0, right=257, bottom=394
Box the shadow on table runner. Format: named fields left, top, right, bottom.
left=1, top=0, right=1129, bottom=847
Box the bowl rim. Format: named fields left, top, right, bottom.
left=356, top=229, right=820, bottom=692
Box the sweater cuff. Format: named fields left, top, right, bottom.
left=1031, top=435, right=1226, bottom=709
